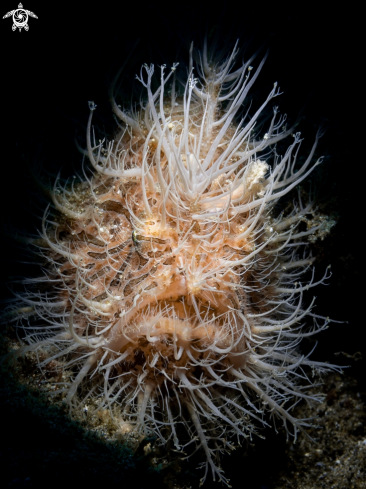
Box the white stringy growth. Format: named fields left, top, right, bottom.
left=4, top=40, right=339, bottom=486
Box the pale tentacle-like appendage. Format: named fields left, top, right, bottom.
left=4, top=42, right=339, bottom=486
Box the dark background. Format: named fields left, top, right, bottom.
left=0, top=2, right=363, bottom=488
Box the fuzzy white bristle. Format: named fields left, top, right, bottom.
left=4, top=39, right=339, bottom=486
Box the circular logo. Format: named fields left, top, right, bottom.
left=13, top=8, right=28, bottom=29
